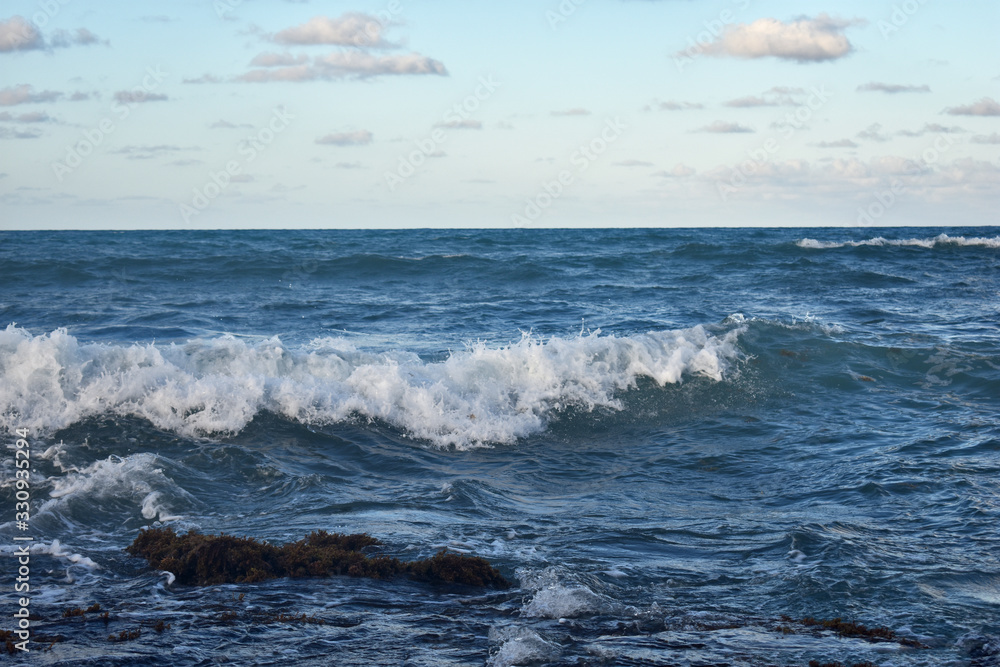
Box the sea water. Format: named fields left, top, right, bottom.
left=1, top=228, right=998, bottom=665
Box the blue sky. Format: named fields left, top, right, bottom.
left=1, top=0, right=998, bottom=228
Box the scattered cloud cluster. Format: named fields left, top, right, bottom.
left=0, top=16, right=103, bottom=52
left=235, top=13, right=446, bottom=82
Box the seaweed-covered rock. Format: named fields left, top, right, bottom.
left=126, top=528, right=509, bottom=589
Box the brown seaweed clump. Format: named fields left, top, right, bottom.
left=800, top=617, right=922, bottom=647
left=126, top=527, right=509, bottom=589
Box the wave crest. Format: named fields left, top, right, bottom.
left=797, top=234, right=1000, bottom=250
left=0, top=323, right=743, bottom=448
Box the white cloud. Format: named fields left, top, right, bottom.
left=273, top=14, right=393, bottom=48
left=945, top=97, right=1000, bottom=116
left=316, top=130, right=373, bottom=146
left=551, top=108, right=591, bottom=116
left=696, top=14, right=862, bottom=62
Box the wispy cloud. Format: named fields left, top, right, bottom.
left=0, top=126, right=42, bottom=139
left=551, top=108, right=591, bottom=116
left=654, top=164, right=696, bottom=178
left=113, top=91, right=168, bottom=104
left=209, top=119, right=254, bottom=130
left=857, top=123, right=890, bottom=142
left=724, top=88, right=804, bottom=107
left=698, top=121, right=754, bottom=134
left=857, top=82, right=930, bottom=94
left=0, top=84, right=61, bottom=106
left=0, top=110, right=52, bottom=123
left=434, top=119, right=482, bottom=130
left=816, top=139, right=858, bottom=148
left=945, top=97, right=1000, bottom=116
left=315, top=130, right=373, bottom=146
left=183, top=74, right=224, bottom=85
left=896, top=123, right=964, bottom=137
left=613, top=159, right=654, bottom=167
left=971, top=133, right=1000, bottom=144
left=239, top=52, right=447, bottom=82
left=111, top=145, right=187, bottom=159
left=650, top=100, right=704, bottom=111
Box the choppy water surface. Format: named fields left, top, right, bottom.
left=1, top=228, right=998, bottom=666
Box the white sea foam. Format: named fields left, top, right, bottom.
left=518, top=567, right=608, bottom=619
left=0, top=323, right=743, bottom=449
left=797, top=234, right=1000, bottom=250
left=32, top=539, right=100, bottom=570
left=487, top=627, right=560, bottom=667
left=39, top=453, right=187, bottom=523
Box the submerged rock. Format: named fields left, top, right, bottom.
left=126, top=527, right=509, bottom=588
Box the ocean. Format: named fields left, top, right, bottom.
left=1, top=227, right=998, bottom=666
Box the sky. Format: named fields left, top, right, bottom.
left=0, top=0, right=998, bottom=229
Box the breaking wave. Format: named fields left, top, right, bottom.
left=796, top=234, right=1000, bottom=250
left=0, top=323, right=743, bottom=449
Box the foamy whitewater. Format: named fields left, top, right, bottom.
left=0, top=324, right=741, bottom=448
left=1, top=228, right=998, bottom=666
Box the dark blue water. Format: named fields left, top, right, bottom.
left=1, top=228, right=998, bottom=666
